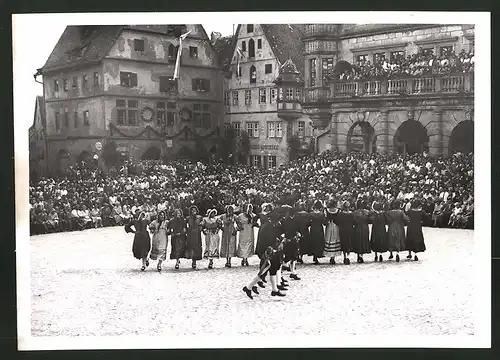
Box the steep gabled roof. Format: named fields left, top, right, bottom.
left=213, top=35, right=236, bottom=72
left=32, top=95, right=46, bottom=129
left=41, top=25, right=214, bottom=73
left=232, top=24, right=304, bottom=75
left=41, top=26, right=124, bottom=72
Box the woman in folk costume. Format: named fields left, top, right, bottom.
left=309, top=200, right=327, bottom=265
left=351, top=199, right=372, bottom=264
left=125, top=210, right=151, bottom=271
left=237, top=203, right=258, bottom=267
left=201, top=209, right=221, bottom=269
left=295, top=201, right=312, bottom=264
left=148, top=210, right=169, bottom=272
left=323, top=200, right=342, bottom=265
left=279, top=206, right=301, bottom=281
left=243, top=246, right=275, bottom=300
left=220, top=205, right=238, bottom=268
left=336, top=201, right=355, bottom=265
left=168, top=209, right=188, bottom=269
left=405, top=199, right=431, bottom=261
left=369, top=201, right=389, bottom=262
left=186, top=205, right=203, bottom=269
left=386, top=200, right=410, bottom=262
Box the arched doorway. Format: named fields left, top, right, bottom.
left=56, top=149, right=70, bottom=175
left=248, top=38, right=255, bottom=58
left=141, top=146, right=161, bottom=160
left=78, top=151, right=92, bottom=163
left=449, top=120, right=474, bottom=155
left=393, top=120, right=429, bottom=155
left=347, top=122, right=375, bottom=153
left=176, top=146, right=194, bottom=160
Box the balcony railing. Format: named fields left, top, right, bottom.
left=327, top=73, right=473, bottom=99
left=304, top=87, right=332, bottom=103
left=302, top=24, right=338, bottom=38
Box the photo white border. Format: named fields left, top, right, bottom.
left=13, top=11, right=491, bottom=350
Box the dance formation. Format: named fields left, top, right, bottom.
left=125, top=197, right=430, bottom=299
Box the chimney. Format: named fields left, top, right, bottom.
left=211, top=31, right=222, bottom=44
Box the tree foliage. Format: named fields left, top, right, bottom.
left=287, top=133, right=302, bottom=161
left=218, top=127, right=237, bottom=164
left=237, top=130, right=251, bottom=164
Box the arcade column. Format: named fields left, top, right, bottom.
left=428, top=109, right=444, bottom=157
left=375, top=110, right=390, bottom=154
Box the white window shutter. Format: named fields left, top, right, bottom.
left=259, top=121, right=264, bottom=137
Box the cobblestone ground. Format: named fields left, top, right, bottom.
left=31, top=227, right=474, bottom=337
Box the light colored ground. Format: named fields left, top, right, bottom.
left=31, top=226, right=474, bottom=336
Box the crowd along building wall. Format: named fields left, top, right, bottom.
left=302, top=24, right=475, bottom=157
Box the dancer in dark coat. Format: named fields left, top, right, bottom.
left=351, top=200, right=372, bottom=263
left=370, top=201, right=389, bottom=262
left=337, top=201, right=355, bottom=265
left=386, top=200, right=410, bottom=262
left=168, top=209, right=188, bottom=269
left=186, top=205, right=203, bottom=269
left=125, top=210, right=151, bottom=271
left=295, top=201, right=312, bottom=264
left=405, top=199, right=431, bottom=261
left=279, top=206, right=300, bottom=281
left=309, top=200, right=326, bottom=265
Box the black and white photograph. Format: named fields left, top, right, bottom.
left=13, top=12, right=490, bottom=350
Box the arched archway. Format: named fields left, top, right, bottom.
left=176, top=146, right=194, bottom=160
left=449, top=120, right=474, bottom=155
left=56, top=149, right=71, bottom=175
left=78, top=151, right=91, bottom=163
left=141, top=146, right=161, bottom=160
left=347, top=121, right=375, bottom=153
left=248, top=38, right=255, bottom=58
left=250, top=65, right=257, bottom=84
left=393, top=120, right=429, bottom=155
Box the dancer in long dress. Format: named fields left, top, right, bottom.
left=237, top=203, right=258, bottom=266
left=201, top=209, right=221, bottom=269
left=148, top=210, right=168, bottom=272
left=351, top=200, right=372, bottom=263
left=186, top=205, right=203, bottom=269
left=386, top=200, right=410, bottom=262
left=295, top=201, right=311, bottom=264
left=125, top=210, right=151, bottom=271
left=337, top=201, right=355, bottom=265
left=323, top=200, right=342, bottom=264
left=309, top=200, right=326, bottom=265
left=405, top=199, right=431, bottom=261
left=168, top=209, right=188, bottom=269
left=220, top=205, right=238, bottom=268
left=370, top=201, right=388, bottom=262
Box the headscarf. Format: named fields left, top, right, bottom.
left=189, top=205, right=199, bottom=216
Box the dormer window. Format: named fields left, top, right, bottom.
left=247, top=24, right=254, bottom=33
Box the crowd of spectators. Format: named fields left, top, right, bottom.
left=337, top=48, right=475, bottom=81
left=29, top=149, right=474, bottom=235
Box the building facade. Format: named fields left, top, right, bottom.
left=29, top=96, right=47, bottom=180
left=37, top=25, right=224, bottom=175
left=222, top=24, right=314, bottom=168
left=301, top=24, right=475, bottom=157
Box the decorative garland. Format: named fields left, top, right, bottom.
left=109, top=123, right=221, bottom=140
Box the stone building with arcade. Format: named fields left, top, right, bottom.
left=301, top=24, right=475, bottom=157
left=35, top=25, right=224, bottom=175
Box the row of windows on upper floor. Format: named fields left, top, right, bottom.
left=235, top=63, right=274, bottom=83
left=239, top=37, right=263, bottom=59
left=307, top=44, right=466, bottom=86
left=52, top=72, right=211, bottom=95
left=228, top=120, right=308, bottom=139
left=52, top=101, right=213, bottom=131
left=131, top=39, right=200, bottom=59
left=224, top=87, right=301, bottom=106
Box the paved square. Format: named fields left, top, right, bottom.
left=31, top=227, right=474, bottom=336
